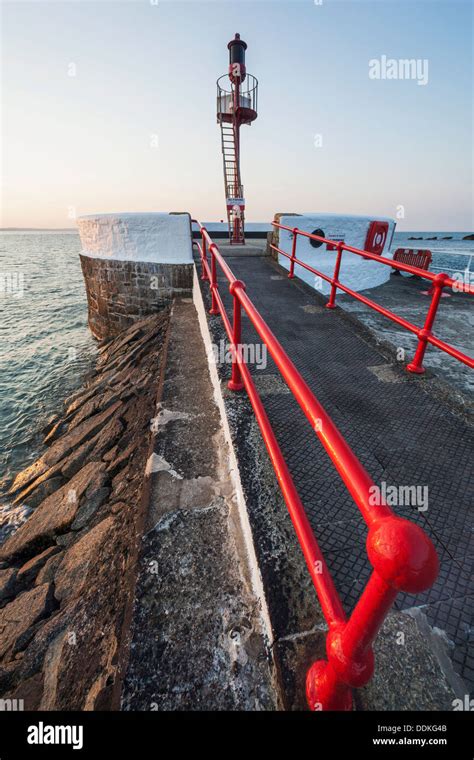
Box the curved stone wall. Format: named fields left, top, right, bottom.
left=79, top=255, right=193, bottom=341
left=78, top=212, right=193, bottom=341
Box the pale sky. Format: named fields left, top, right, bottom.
left=1, top=0, right=472, bottom=230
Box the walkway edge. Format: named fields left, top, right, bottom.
left=192, top=267, right=279, bottom=685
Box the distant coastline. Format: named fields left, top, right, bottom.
left=1, top=227, right=473, bottom=236
left=0, top=227, right=76, bottom=232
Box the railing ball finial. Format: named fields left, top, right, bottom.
left=229, top=278, right=246, bottom=296
left=367, top=516, right=439, bottom=593
left=306, top=660, right=353, bottom=712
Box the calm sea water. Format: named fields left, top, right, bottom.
left=0, top=228, right=472, bottom=542
left=0, top=232, right=97, bottom=540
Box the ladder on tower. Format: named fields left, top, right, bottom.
left=219, top=119, right=245, bottom=244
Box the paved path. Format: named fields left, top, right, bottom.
left=122, top=301, right=275, bottom=710
left=339, top=274, right=473, bottom=398
left=203, top=251, right=473, bottom=694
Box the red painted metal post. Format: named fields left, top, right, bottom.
left=288, top=229, right=298, bottom=279
left=326, top=242, right=344, bottom=309
left=209, top=244, right=219, bottom=315
left=201, top=229, right=209, bottom=281
left=306, top=515, right=439, bottom=710
left=228, top=280, right=245, bottom=391
left=406, top=273, right=448, bottom=374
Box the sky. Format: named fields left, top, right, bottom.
left=1, top=0, right=472, bottom=230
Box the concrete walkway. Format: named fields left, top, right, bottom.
left=338, top=274, right=473, bottom=400
left=121, top=299, right=277, bottom=711
left=197, top=250, right=473, bottom=703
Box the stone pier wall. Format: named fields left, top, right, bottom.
left=77, top=212, right=194, bottom=342
left=80, top=255, right=193, bottom=341
left=0, top=315, right=170, bottom=710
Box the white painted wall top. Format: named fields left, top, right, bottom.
left=77, top=212, right=193, bottom=264
left=278, top=213, right=396, bottom=295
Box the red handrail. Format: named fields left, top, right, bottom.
left=271, top=222, right=474, bottom=374
left=192, top=219, right=439, bottom=711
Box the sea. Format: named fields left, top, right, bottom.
left=0, top=231, right=97, bottom=541
left=0, top=228, right=472, bottom=543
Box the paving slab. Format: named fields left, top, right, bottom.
left=338, top=273, right=473, bottom=399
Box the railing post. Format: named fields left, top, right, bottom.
left=306, top=516, right=438, bottom=711
left=201, top=229, right=209, bottom=281
left=326, top=243, right=343, bottom=309
left=209, top=244, right=219, bottom=315
left=288, top=229, right=298, bottom=279
left=228, top=280, right=245, bottom=391
left=406, top=273, right=448, bottom=373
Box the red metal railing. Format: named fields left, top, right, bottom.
left=193, top=219, right=439, bottom=711
left=271, top=223, right=474, bottom=374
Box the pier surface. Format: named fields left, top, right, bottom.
left=196, top=247, right=473, bottom=703
left=338, top=274, right=473, bottom=399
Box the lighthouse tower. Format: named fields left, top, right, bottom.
left=217, top=34, right=258, bottom=245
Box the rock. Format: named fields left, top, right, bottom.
left=17, top=546, right=61, bottom=587
left=35, top=552, right=64, bottom=587
left=110, top=501, right=127, bottom=515
left=0, top=568, right=17, bottom=606
left=43, top=420, right=67, bottom=445
left=89, top=417, right=124, bottom=461
left=9, top=402, right=122, bottom=496
left=41, top=415, right=60, bottom=438
left=54, top=516, right=115, bottom=604
left=59, top=416, right=123, bottom=480
left=0, top=312, right=169, bottom=708
left=0, top=661, right=21, bottom=693
left=0, top=584, right=54, bottom=659
left=59, top=437, right=99, bottom=481
left=9, top=671, right=44, bottom=710
left=67, top=392, right=116, bottom=432
left=12, top=464, right=64, bottom=507
left=65, top=382, right=105, bottom=417
left=55, top=533, right=78, bottom=549
left=71, top=487, right=110, bottom=531
left=13, top=598, right=82, bottom=689
left=20, top=477, right=65, bottom=510
left=105, top=323, right=144, bottom=357
left=106, top=439, right=138, bottom=476
left=39, top=630, right=68, bottom=710
left=462, top=233, right=474, bottom=240
left=0, top=462, right=107, bottom=562
left=103, top=445, right=118, bottom=463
